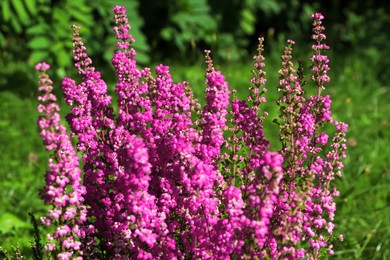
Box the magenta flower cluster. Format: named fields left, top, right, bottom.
left=36, top=6, right=347, bottom=259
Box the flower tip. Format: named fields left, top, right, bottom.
left=311, top=13, right=325, bottom=20
left=336, top=122, right=348, bottom=132
left=35, top=62, right=50, bottom=71
left=155, top=64, right=170, bottom=75
left=113, top=5, right=126, bottom=13
left=287, top=39, right=296, bottom=45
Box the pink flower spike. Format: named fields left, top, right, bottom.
left=35, top=62, right=50, bottom=71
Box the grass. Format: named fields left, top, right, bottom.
left=0, top=50, right=389, bottom=258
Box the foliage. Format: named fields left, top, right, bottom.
left=0, top=90, right=48, bottom=257
left=29, top=212, right=44, bottom=260
left=139, top=0, right=322, bottom=62
left=0, top=0, right=149, bottom=79
left=0, top=243, right=23, bottom=260
left=161, top=0, right=217, bottom=53
left=341, top=5, right=390, bottom=83
left=1, top=1, right=387, bottom=72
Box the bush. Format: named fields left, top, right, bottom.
left=0, top=0, right=149, bottom=80
left=32, top=5, right=346, bottom=259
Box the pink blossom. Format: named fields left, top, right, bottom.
left=36, top=8, right=347, bottom=260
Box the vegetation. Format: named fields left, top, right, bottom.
left=0, top=0, right=389, bottom=259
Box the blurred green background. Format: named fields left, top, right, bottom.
left=0, top=0, right=389, bottom=258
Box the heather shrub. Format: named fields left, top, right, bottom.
left=35, top=6, right=347, bottom=259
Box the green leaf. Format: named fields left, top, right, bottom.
left=70, top=9, right=92, bottom=26
left=172, top=13, right=189, bottom=28
left=0, top=212, right=30, bottom=234
left=53, top=8, right=69, bottom=24
left=242, top=9, right=256, bottom=24
left=51, top=42, right=64, bottom=52
left=135, top=52, right=150, bottom=64
left=26, top=24, right=49, bottom=35
left=161, top=28, right=173, bottom=40
left=259, top=0, right=283, bottom=14
left=29, top=50, right=48, bottom=63
left=182, top=31, right=193, bottom=41
left=68, top=0, right=90, bottom=13
left=56, top=67, right=66, bottom=79
left=240, top=20, right=254, bottom=35
left=11, top=0, right=30, bottom=26
left=133, top=34, right=150, bottom=52
left=28, top=37, right=51, bottom=49
left=56, top=49, right=70, bottom=68
left=53, top=24, right=70, bottom=39
left=196, top=16, right=216, bottom=30
left=1, top=0, right=12, bottom=22
left=0, top=32, right=5, bottom=48
left=10, top=17, right=22, bottom=33
left=24, top=0, right=37, bottom=15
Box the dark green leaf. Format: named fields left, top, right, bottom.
left=182, top=31, right=193, bottom=41
left=53, top=25, right=71, bottom=39
left=68, top=0, right=90, bottom=13
left=51, top=42, right=64, bottom=52
left=240, top=20, right=254, bottom=35
left=196, top=16, right=216, bottom=30
left=0, top=32, right=5, bottom=48
left=1, top=0, right=12, bottom=22
left=56, top=49, right=70, bottom=67
left=70, top=9, right=92, bottom=26
left=28, top=37, right=51, bottom=49
left=10, top=17, right=22, bottom=33
left=30, top=50, right=49, bottom=64
left=135, top=52, right=150, bottom=64
left=161, top=28, right=173, bottom=40
left=259, top=0, right=283, bottom=13
left=53, top=9, right=69, bottom=24
left=26, top=24, right=49, bottom=35
left=24, top=0, right=37, bottom=15
left=11, top=0, right=30, bottom=26
left=241, top=9, right=255, bottom=24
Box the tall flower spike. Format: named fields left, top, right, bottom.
left=112, top=5, right=151, bottom=134
left=277, top=39, right=307, bottom=174
left=249, top=37, right=268, bottom=114
left=71, top=25, right=94, bottom=75
left=310, top=13, right=330, bottom=93
left=243, top=151, right=284, bottom=258
left=36, top=63, right=87, bottom=259
left=229, top=38, right=269, bottom=186
left=198, top=50, right=230, bottom=165
left=63, top=22, right=125, bottom=257
left=269, top=13, right=348, bottom=259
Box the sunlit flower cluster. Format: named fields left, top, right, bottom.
left=36, top=6, right=347, bottom=259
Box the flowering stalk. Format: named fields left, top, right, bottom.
left=271, top=13, right=348, bottom=259
left=195, top=50, right=231, bottom=167
left=36, top=62, right=87, bottom=260
left=228, top=36, right=272, bottom=222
